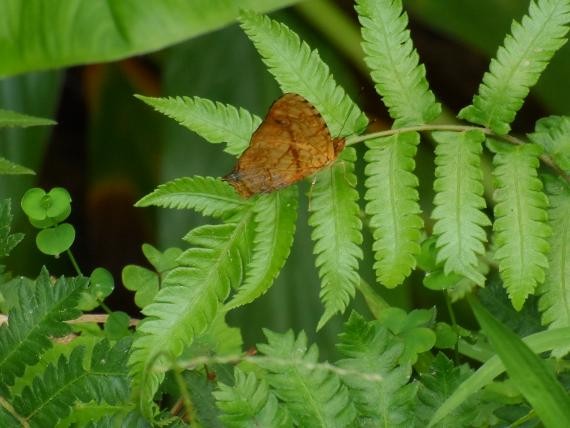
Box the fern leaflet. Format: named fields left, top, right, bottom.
left=489, top=140, right=551, bottom=309
left=432, top=130, right=490, bottom=285
left=336, top=313, right=416, bottom=427
left=307, top=148, right=362, bottom=329
left=214, top=368, right=292, bottom=427
left=0, top=157, right=35, bottom=175
left=239, top=11, right=368, bottom=137
left=356, top=0, right=441, bottom=127
left=8, top=339, right=130, bottom=428
left=417, top=354, right=491, bottom=427
left=257, top=330, right=356, bottom=428
left=459, top=0, right=570, bottom=134
left=528, top=115, right=570, bottom=173
left=0, top=269, right=86, bottom=395
left=364, top=132, right=423, bottom=287
left=225, top=187, right=297, bottom=310
left=135, top=176, right=251, bottom=219
left=135, top=94, right=261, bottom=155
left=538, top=176, right=570, bottom=357
left=128, top=219, right=251, bottom=415
left=0, top=109, right=55, bottom=128
left=0, top=199, right=23, bottom=257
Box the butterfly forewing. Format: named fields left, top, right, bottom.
left=224, top=93, right=344, bottom=198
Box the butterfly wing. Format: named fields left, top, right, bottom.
left=225, top=93, right=342, bottom=197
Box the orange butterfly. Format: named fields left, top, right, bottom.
left=224, top=93, right=345, bottom=198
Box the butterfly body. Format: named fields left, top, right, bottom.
left=224, top=93, right=345, bottom=198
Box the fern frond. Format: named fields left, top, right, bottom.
left=0, top=109, right=55, bottom=128
left=214, top=368, right=292, bottom=428
left=528, top=115, right=570, bottom=173
left=9, top=339, right=130, bottom=428
left=0, top=269, right=86, bottom=395
left=459, top=0, right=570, bottom=134
left=0, top=157, right=35, bottom=175
left=538, top=176, right=570, bottom=357
left=308, top=148, right=362, bottom=329
left=128, top=219, right=251, bottom=415
left=239, top=11, right=368, bottom=136
left=225, top=187, right=297, bottom=310
left=135, top=176, right=251, bottom=219
left=364, top=132, right=423, bottom=287
left=417, top=354, right=487, bottom=427
left=135, top=94, right=261, bottom=155
left=489, top=141, right=551, bottom=309
left=336, top=313, right=416, bottom=427
left=258, top=330, right=356, bottom=428
left=356, top=0, right=441, bottom=127
left=432, top=130, right=490, bottom=285
left=0, top=199, right=23, bottom=257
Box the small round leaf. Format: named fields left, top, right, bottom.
left=104, top=311, right=131, bottom=340
left=90, top=267, right=114, bottom=300
left=36, top=223, right=75, bottom=256
left=21, top=188, right=47, bottom=220
left=46, top=187, right=72, bottom=218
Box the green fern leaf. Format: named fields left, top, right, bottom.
left=214, top=368, right=292, bottom=427
left=0, top=199, right=24, bottom=258
left=489, top=141, right=551, bottom=309
left=9, top=339, right=130, bottom=428
left=336, top=312, right=416, bottom=427
left=432, top=130, right=490, bottom=285
left=135, top=176, right=251, bottom=219
left=528, top=115, right=570, bottom=173
left=356, top=0, right=441, bottom=127
left=308, top=148, right=362, bottom=329
left=0, top=109, right=55, bottom=128
left=136, top=94, right=261, bottom=155
left=0, top=157, right=35, bottom=175
left=416, top=353, right=492, bottom=427
left=538, top=176, right=570, bottom=357
left=459, top=0, right=570, bottom=134
left=257, top=329, right=356, bottom=428
left=364, top=132, right=423, bottom=287
left=128, top=219, right=251, bottom=415
left=225, top=187, right=297, bottom=310
left=239, top=11, right=368, bottom=136
left=0, top=269, right=86, bottom=395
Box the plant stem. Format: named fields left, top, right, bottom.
left=346, top=124, right=570, bottom=183
left=66, top=249, right=82, bottom=276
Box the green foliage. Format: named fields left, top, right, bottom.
left=488, top=141, right=551, bottom=310
left=0, top=200, right=24, bottom=258
left=356, top=0, right=441, bottom=127
left=470, top=297, right=570, bottom=427
left=538, top=176, right=570, bottom=356
left=128, top=220, right=250, bottom=414
left=0, top=157, right=35, bottom=175
left=225, top=188, right=297, bottom=310
left=309, top=148, right=362, bottom=329
left=4, top=339, right=131, bottom=428
left=528, top=115, right=570, bottom=173
left=364, top=132, right=423, bottom=287
left=136, top=176, right=251, bottom=218
left=0, top=269, right=86, bottom=395
left=214, top=368, right=292, bottom=427
left=238, top=11, right=368, bottom=136
left=459, top=0, right=570, bottom=134
left=0, top=108, right=55, bottom=128
left=336, top=313, right=416, bottom=427
left=257, top=329, right=357, bottom=428
left=417, top=354, right=485, bottom=427
left=432, top=130, right=490, bottom=285
left=135, top=95, right=261, bottom=156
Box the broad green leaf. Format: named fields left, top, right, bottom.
left=35, top=223, right=75, bottom=256
left=0, top=0, right=301, bottom=77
